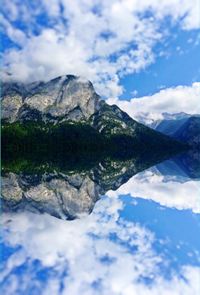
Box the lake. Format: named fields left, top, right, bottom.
left=1, top=151, right=200, bottom=294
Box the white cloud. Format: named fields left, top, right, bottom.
left=107, top=82, right=200, bottom=123
left=1, top=0, right=200, bottom=97
left=107, top=166, right=200, bottom=214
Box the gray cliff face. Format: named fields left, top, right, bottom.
left=1, top=82, right=24, bottom=122
left=1, top=75, right=101, bottom=122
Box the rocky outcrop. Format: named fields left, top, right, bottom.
left=1, top=83, right=24, bottom=122
left=90, top=103, right=137, bottom=136
left=2, top=75, right=101, bottom=123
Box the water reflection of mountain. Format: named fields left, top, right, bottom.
left=1, top=150, right=179, bottom=220
left=156, top=149, right=200, bottom=180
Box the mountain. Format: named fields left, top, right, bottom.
left=1, top=75, right=185, bottom=155
left=1, top=75, right=101, bottom=123
left=1, top=75, right=190, bottom=220
left=149, top=113, right=200, bottom=147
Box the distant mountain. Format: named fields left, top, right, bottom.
left=1, top=75, right=184, bottom=154
left=173, top=116, right=200, bottom=146
left=147, top=113, right=200, bottom=147
left=149, top=113, right=190, bottom=134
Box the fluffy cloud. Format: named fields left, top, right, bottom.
left=1, top=193, right=200, bottom=295
left=107, top=166, right=200, bottom=213
left=1, top=0, right=200, bottom=97
left=107, top=82, right=200, bottom=123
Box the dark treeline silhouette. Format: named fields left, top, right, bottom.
left=2, top=121, right=187, bottom=168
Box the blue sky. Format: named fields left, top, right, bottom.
left=120, top=28, right=200, bottom=98
left=1, top=0, right=200, bottom=117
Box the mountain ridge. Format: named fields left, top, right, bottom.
left=2, top=75, right=186, bottom=155
left=2, top=75, right=101, bottom=123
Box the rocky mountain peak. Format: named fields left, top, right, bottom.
left=2, top=75, right=101, bottom=122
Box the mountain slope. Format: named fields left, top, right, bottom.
left=91, top=103, right=183, bottom=150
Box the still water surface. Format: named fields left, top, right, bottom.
left=1, top=152, right=200, bottom=295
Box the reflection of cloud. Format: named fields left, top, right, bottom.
left=107, top=168, right=200, bottom=213
left=1, top=1, right=200, bottom=97
left=1, top=195, right=200, bottom=294
left=107, top=83, right=200, bottom=123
